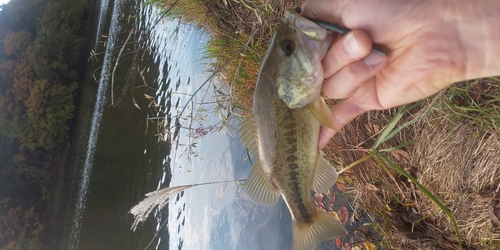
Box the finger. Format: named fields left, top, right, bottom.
left=318, top=124, right=337, bottom=150
left=301, top=0, right=343, bottom=22
left=323, top=30, right=373, bottom=78
left=323, top=52, right=387, bottom=99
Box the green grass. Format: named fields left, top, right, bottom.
left=444, top=78, right=500, bottom=134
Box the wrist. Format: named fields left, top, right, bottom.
left=452, top=0, right=500, bottom=80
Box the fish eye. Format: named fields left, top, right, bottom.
left=280, top=39, right=294, bottom=56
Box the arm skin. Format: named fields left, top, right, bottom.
left=301, top=0, right=500, bottom=149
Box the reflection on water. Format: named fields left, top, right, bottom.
left=68, top=0, right=122, bottom=248
left=61, top=0, right=176, bottom=248
left=94, top=0, right=111, bottom=50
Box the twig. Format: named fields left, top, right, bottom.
left=111, top=29, right=135, bottom=107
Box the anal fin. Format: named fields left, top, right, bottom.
left=311, top=157, right=338, bottom=193
left=245, top=160, right=280, bottom=206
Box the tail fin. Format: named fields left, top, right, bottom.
left=293, top=209, right=347, bottom=250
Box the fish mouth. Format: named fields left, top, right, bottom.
left=286, top=10, right=328, bottom=41
left=300, top=72, right=321, bottom=84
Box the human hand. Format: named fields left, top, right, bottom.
left=302, top=0, right=500, bottom=149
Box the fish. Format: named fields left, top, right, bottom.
left=239, top=9, right=348, bottom=250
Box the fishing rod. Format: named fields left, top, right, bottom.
left=295, top=7, right=389, bottom=57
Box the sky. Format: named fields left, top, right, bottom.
left=0, top=0, right=9, bottom=7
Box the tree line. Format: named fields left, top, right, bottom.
left=0, top=0, right=91, bottom=248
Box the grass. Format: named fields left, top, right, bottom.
left=153, top=1, right=500, bottom=249
left=323, top=94, right=500, bottom=249
left=149, top=0, right=295, bottom=110
left=444, top=78, right=500, bottom=134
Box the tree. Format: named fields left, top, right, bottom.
left=0, top=0, right=92, bottom=247
left=3, top=30, right=34, bottom=59
left=11, top=59, right=34, bottom=102
left=23, top=79, right=77, bottom=150
left=0, top=198, right=43, bottom=250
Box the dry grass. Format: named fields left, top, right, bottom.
left=200, top=0, right=298, bottom=110
left=409, top=114, right=500, bottom=248
left=323, top=91, right=500, bottom=249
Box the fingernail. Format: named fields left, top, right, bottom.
left=343, top=33, right=362, bottom=58
left=363, top=52, right=384, bottom=67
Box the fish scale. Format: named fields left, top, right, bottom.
left=273, top=97, right=319, bottom=225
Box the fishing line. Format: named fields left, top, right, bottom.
left=150, top=0, right=181, bottom=31
left=143, top=217, right=168, bottom=250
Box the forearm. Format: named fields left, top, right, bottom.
left=453, top=0, right=500, bottom=80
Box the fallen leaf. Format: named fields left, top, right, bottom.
left=366, top=241, right=377, bottom=250
left=365, top=183, right=379, bottom=191
left=401, top=209, right=421, bottom=224
left=329, top=211, right=341, bottom=222
left=391, top=149, right=410, bottom=162
left=443, top=232, right=459, bottom=245
left=337, top=182, right=349, bottom=192
left=336, top=238, right=342, bottom=248
left=338, top=206, right=349, bottom=224
left=488, top=205, right=500, bottom=228
left=341, top=242, right=351, bottom=250
left=385, top=204, right=392, bottom=211
left=424, top=214, right=437, bottom=226
left=364, top=123, right=373, bottom=133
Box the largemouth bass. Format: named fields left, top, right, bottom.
left=239, top=9, right=347, bottom=250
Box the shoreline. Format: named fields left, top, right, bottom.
left=41, top=143, right=70, bottom=249
left=40, top=0, right=100, bottom=247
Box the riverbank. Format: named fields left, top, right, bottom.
left=41, top=143, right=70, bottom=249
left=158, top=1, right=500, bottom=249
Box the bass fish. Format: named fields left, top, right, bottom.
left=240, top=9, right=347, bottom=250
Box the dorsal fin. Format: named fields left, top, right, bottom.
left=239, top=116, right=259, bottom=158
left=311, top=157, right=338, bottom=193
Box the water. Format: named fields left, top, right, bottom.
left=59, top=0, right=294, bottom=249
left=68, top=0, right=122, bottom=246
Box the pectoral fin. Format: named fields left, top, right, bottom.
left=312, top=157, right=339, bottom=193
left=245, top=160, right=280, bottom=206
left=307, top=97, right=338, bottom=131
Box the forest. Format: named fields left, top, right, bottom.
left=0, top=0, right=91, bottom=248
